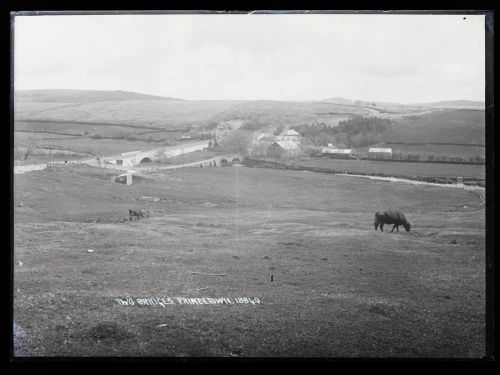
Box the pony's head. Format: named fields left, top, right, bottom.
left=403, top=219, right=411, bottom=232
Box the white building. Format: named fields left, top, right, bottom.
left=321, top=147, right=353, bottom=159
left=368, top=147, right=392, bottom=159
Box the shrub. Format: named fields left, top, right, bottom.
left=391, top=152, right=403, bottom=160
left=302, top=145, right=322, bottom=157
left=126, top=134, right=137, bottom=141
left=405, top=153, right=420, bottom=161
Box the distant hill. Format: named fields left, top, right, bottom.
left=14, top=90, right=485, bottom=146
left=15, top=89, right=177, bottom=103
left=14, top=90, right=411, bottom=130
left=413, top=100, right=485, bottom=110
left=14, top=90, right=243, bottom=129
left=321, top=97, right=356, bottom=105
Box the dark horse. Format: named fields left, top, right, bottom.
left=129, top=209, right=149, bottom=221
left=374, top=211, right=411, bottom=232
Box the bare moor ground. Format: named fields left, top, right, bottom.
left=13, top=165, right=485, bottom=357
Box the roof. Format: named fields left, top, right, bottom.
left=369, top=147, right=392, bottom=153
left=273, top=141, right=300, bottom=150
left=257, top=133, right=274, bottom=140
left=282, top=129, right=300, bottom=136
left=322, top=148, right=352, bottom=154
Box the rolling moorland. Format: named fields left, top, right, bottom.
left=14, top=90, right=485, bottom=164
left=15, top=89, right=484, bottom=139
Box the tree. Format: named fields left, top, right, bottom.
left=15, top=136, right=38, bottom=161
left=218, top=130, right=253, bottom=154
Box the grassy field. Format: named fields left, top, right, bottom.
left=14, top=165, right=485, bottom=357
left=350, top=143, right=485, bottom=162
left=381, top=144, right=485, bottom=161
left=15, top=91, right=243, bottom=128
left=380, top=109, right=485, bottom=145
left=16, top=122, right=185, bottom=143
left=294, top=157, right=485, bottom=179
left=15, top=131, right=170, bottom=158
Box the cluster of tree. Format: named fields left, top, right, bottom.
left=336, top=116, right=392, bottom=135
left=297, top=116, right=393, bottom=147
left=240, top=119, right=268, bottom=132
left=216, top=130, right=253, bottom=155
left=273, top=125, right=284, bottom=136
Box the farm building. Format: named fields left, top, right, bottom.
left=250, top=133, right=275, bottom=156
left=267, top=140, right=301, bottom=160
left=112, top=172, right=133, bottom=185
left=368, top=147, right=392, bottom=160
left=321, top=147, right=353, bottom=159
left=253, top=132, right=275, bottom=145
left=276, top=129, right=301, bottom=143
left=254, top=132, right=275, bottom=147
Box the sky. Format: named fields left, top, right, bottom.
left=14, top=13, right=486, bottom=103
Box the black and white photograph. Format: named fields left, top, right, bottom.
left=11, top=11, right=492, bottom=358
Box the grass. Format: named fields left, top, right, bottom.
left=380, top=109, right=485, bottom=145
left=379, top=144, right=485, bottom=161
left=15, top=94, right=243, bottom=128
left=14, top=165, right=485, bottom=357
left=15, top=135, right=167, bottom=158
left=291, top=157, right=485, bottom=179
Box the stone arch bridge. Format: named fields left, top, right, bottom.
left=96, top=140, right=213, bottom=167
left=83, top=140, right=244, bottom=171
left=136, top=154, right=243, bottom=172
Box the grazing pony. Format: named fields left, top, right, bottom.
left=374, top=211, right=411, bottom=232
left=129, top=209, right=149, bottom=221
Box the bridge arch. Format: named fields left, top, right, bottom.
left=219, top=158, right=229, bottom=166
left=139, top=157, right=153, bottom=163
left=232, top=157, right=241, bottom=164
